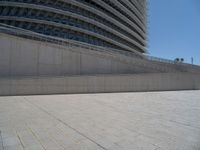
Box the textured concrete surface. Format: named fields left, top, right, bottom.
left=2, top=33, right=200, bottom=78
left=1, top=73, right=200, bottom=96
left=0, top=33, right=148, bottom=77
left=0, top=91, right=200, bottom=150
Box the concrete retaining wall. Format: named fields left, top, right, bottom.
left=0, top=73, right=199, bottom=96
left=0, top=33, right=191, bottom=77
left=0, top=33, right=148, bottom=76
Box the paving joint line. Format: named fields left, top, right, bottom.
left=16, top=132, right=25, bottom=150
left=26, top=124, right=48, bottom=150
left=23, top=97, right=107, bottom=150
left=168, top=119, right=200, bottom=130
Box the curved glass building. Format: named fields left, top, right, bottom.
left=0, top=0, right=147, bottom=54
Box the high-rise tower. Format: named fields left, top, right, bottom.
left=0, top=0, right=147, bottom=55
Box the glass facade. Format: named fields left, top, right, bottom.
left=0, top=0, right=147, bottom=53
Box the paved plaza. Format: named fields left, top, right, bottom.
left=0, top=90, right=200, bottom=150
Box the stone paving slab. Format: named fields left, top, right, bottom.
left=0, top=90, right=200, bottom=150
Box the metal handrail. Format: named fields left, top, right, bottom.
left=146, top=55, right=175, bottom=64
left=146, top=55, right=200, bottom=68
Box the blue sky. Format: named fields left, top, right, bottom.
left=148, top=0, right=200, bottom=65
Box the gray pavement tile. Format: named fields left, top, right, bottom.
left=0, top=90, right=200, bottom=150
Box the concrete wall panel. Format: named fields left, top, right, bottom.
left=11, top=40, right=38, bottom=76
left=66, top=76, right=88, bottom=94
left=62, top=50, right=81, bottom=75
left=40, top=77, right=65, bottom=94
left=10, top=78, right=41, bottom=95
left=0, top=79, right=11, bottom=95
left=81, top=53, right=112, bottom=74
left=86, top=76, right=105, bottom=93
left=0, top=73, right=199, bottom=96
left=1, top=34, right=200, bottom=77
left=0, top=36, right=11, bottom=76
